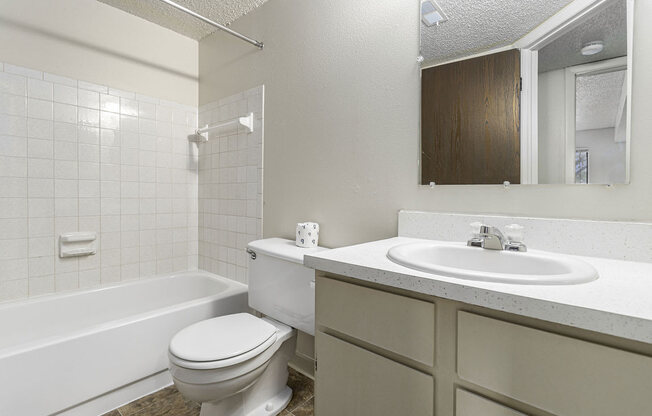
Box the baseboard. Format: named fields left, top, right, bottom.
left=289, top=354, right=315, bottom=380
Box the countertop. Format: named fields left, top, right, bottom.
left=304, top=237, right=652, bottom=344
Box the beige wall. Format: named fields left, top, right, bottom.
left=200, top=0, right=652, bottom=248
left=0, top=0, right=198, bottom=105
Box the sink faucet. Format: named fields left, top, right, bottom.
left=467, top=224, right=527, bottom=252
left=469, top=225, right=505, bottom=250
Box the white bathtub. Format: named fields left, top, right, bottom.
left=0, top=271, right=248, bottom=416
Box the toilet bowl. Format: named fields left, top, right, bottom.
left=168, top=238, right=327, bottom=416
left=169, top=313, right=296, bottom=416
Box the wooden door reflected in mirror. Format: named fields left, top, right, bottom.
left=421, top=49, right=521, bottom=185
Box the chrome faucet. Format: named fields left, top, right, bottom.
left=467, top=224, right=527, bottom=252
left=468, top=225, right=505, bottom=250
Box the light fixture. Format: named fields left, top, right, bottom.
left=581, top=41, right=604, bottom=56
left=421, top=0, right=448, bottom=27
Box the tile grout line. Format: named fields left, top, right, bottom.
left=287, top=393, right=314, bottom=414
left=2, top=61, right=200, bottom=302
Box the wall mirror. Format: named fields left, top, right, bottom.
left=419, top=0, right=633, bottom=185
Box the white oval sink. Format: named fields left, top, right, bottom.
left=387, top=242, right=598, bottom=285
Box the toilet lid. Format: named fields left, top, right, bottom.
left=169, top=313, right=277, bottom=362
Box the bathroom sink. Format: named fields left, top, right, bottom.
left=387, top=242, right=598, bottom=285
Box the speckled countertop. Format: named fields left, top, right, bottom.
left=305, top=237, right=652, bottom=344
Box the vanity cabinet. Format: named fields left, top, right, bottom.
left=315, top=274, right=652, bottom=416
left=316, top=332, right=434, bottom=416
left=455, top=389, right=526, bottom=416
left=457, top=311, right=652, bottom=416
left=316, top=275, right=435, bottom=366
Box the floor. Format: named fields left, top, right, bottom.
left=101, top=367, right=314, bottom=416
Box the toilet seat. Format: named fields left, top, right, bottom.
left=169, top=313, right=278, bottom=370
left=166, top=285, right=302, bottom=416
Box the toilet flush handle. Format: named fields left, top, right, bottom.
left=246, top=248, right=257, bottom=260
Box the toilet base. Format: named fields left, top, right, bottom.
left=199, top=386, right=292, bottom=416
left=195, top=321, right=297, bottom=416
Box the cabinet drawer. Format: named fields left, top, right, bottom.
left=315, top=331, right=434, bottom=416
left=457, top=311, right=652, bottom=416
left=456, top=389, right=526, bottom=416
left=316, top=276, right=435, bottom=366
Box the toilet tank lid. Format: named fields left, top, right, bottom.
left=247, top=238, right=328, bottom=264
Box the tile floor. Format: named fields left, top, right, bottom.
left=101, top=367, right=313, bottom=416
left=280, top=368, right=314, bottom=416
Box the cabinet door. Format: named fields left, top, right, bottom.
left=457, top=311, right=652, bottom=416
left=315, top=332, right=434, bottom=416
left=316, top=276, right=435, bottom=366
left=456, top=389, right=526, bottom=416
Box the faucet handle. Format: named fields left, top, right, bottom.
left=467, top=222, right=484, bottom=247
left=505, top=224, right=524, bottom=243
left=504, top=224, right=527, bottom=252
left=469, top=222, right=483, bottom=237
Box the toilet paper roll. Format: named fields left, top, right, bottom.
left=296, top=222, right=319, bottom=248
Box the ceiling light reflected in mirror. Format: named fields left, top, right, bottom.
left=421, top=0, right=448, bottom=27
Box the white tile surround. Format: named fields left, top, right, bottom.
left=197, top=86, right=264, bottom=284
left=398, top=211, right=652, bottom=263
left=0, top=62, right=199, bottom=301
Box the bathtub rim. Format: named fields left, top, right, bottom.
left=0, top=270, right=247, bottom=359
left=0, top=270, right=242, bottom=310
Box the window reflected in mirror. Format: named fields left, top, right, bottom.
left=575, top=149, right=589, bottom=184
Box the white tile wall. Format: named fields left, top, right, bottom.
left=0, top=62, right=198, bottom=302
left=198, top=86, right=264, bottom=284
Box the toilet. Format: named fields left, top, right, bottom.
left=168, top=238, right=327, bottom=416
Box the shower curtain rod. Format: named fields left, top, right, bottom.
left=156, top=0, right=264, bottom=49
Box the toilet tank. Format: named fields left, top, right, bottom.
left=247, top=238, right=328, bottom=335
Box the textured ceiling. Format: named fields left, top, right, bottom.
left=420, top=0, right=573, bottom=66
left=539, top=0, right=626, bottom=73
left=97, top=0, right=268, bottom=40
left=576, top=70, right=625, bottom=131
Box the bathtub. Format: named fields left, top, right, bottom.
left=0, top=271, right=248, bottom=416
